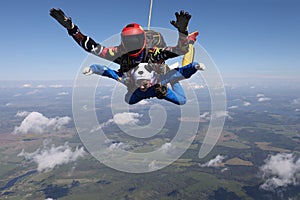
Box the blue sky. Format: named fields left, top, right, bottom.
left=0, top=0, right=299, bottom=80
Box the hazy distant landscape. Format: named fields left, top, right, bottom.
left=0, top=78, right=300, bottom=200
left=1, top=0, right=300, bottom=199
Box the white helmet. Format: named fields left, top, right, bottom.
left=131, top=63, right=158, bottom=87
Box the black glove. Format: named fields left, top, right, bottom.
left=50, top=8, right=74, bottom=30
left=154, top=84, right=167, bottom=99
left=170, top=10, right=191, bottom=35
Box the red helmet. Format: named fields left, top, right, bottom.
left=121, top=23, right=146, bottom=57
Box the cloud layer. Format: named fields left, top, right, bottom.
left=13, top=112, right=71, bottom=134
left=260, top=153, right=300, bottom=191
left=18, top=142, right=85, bottom=172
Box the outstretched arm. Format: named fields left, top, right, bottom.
left=150, top=31, right=198, bottom=62
left=150, top=10, right=197, bottom=62
left=169, top=10, right=194, bottom=55
left=49, top=8, right=121, bottom=62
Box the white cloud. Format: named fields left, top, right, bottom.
left=100, top=95, right=110, bottom=100
left=5, top=103, right=12, bottom=107
left=15, top=111, right=30, bottom=117
left=256, top=93, right=271, bottom=102
left=243, top=101, right=251, bottom=106
left=57, top=92, right=69, bottom=96
left=68, top=166, right=76, bottom=177
left=295, top=109, right=300, bottom=112
left=260, top=153, right=300, bottom=191
left=36, top=84, right=46, bottom=88
left=188, top=82, right=205, bottom=90
left=113, top=112, right=142, bottom=125
left=258, top=97, right=271, bottom=102
left=228, top=105, right=239, bottom=109
left=26, top=89, right=39, bottom=95
left=13, top=112, right=71, bottom=134
left=108, top=142, right=124, bottom=151
left=13, top=93, right=22, bottom=97
left=292, top=99, right=300, bottom=104
left=158, top=143, right=172, bottom=153
left=148, top=160, right=159, bottom=171
left=200, top=112, right=210, bottom=118
left=18, top=142, right=85, bottom=172
left=212, top=111, right=230, bottom=119
left=221, top=167, right=229, bottom=172
left=90, top=119, right=114, bottom=133
left=199, top=155, right=226, bottom=167
left=102, top=119, right=115, bottom=127
left=256, top=93, right=265, bottom=97
left=49, top=84, right=63, bottom=88
left=90, top=112, right=142, bottom=132
left=137, top=100, right=149, bottom=105
left=21, top=84, right=31, bottom=88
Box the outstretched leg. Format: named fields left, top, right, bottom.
left=159, top=62, right=205, bottom=105
left=163, top=82, right=186, bottom=105
left=160, top=62, right=204, bottom=85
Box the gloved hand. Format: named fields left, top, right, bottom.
left=50, top=8, right=74, bottom=30
left=154, top=83, right=167, bottom=99
left=82, top=66, right=93, bottom=76
left=170, top=10, right=191, bottom=35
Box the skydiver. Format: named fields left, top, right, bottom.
left=50, top=8, right=197, bottom=99
left=82, top=61, right=205, bottom=105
